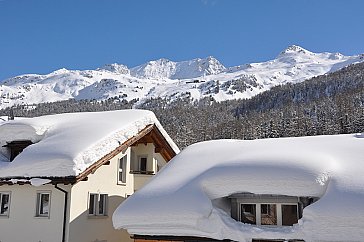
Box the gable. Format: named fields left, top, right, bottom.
left=0, top=124, right=177, bottom=186
left=75, top=124, right=177, bottom=184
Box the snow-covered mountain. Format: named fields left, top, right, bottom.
left=130, top=56, right=225, bottom=79
left=96, top=63, right=130, bottom=75
left=1, top=45, right=363, bottom=108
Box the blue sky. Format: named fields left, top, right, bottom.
left=0, top=0, right=364, bottom=80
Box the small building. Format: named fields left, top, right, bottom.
left=0, top=110, right=179, bottom=242
left=113, top=133, right=364, bottom=242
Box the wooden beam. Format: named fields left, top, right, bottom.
left=149, top=127, right=176, bottom=161
left=154, top=147, right=164, bottom=153
left=75, top=124, right=154, bottom=183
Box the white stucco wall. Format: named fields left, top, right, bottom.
left=132, top=143, right=167, bottom=190
left=0, top=183, right=71, bottom=242
left=0, top=143, right=168, bottom=242
left=68, top=143, right=165, bottom=242
left=68, top=147, right=134, bottom=242
left=133, top=174, right=154, bottom=191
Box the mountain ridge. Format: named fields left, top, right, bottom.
left=1, top=45, right=363, bottom=109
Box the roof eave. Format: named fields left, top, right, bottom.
left=0, top=176, right=77, bottom=186
left=0, top=124, right=177, bottom=186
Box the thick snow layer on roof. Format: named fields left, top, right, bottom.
left=0, top=110, right=178, bottom=178
left=113, top=134, right=364, bottom=242
left=0, top=116, right=7, bottom=123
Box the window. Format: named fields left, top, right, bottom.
left=138, top=156, right=147, bottom=173
left=2, top=140, right=33, bottom=161
left=36, top=192, right=50, bottom=217
left=239, top=203, right=296, bottom=226
left=0, top=192, right=10, bottom=216
left=282, top=204, right=298, bottom=226
left=261, top=204, right=277, bottom=225
left=230, top=194, right=310, bottom=227
left=89, top=193, right=108, bottom=216
left=241, top=204, right=256, bottom=224
left=118, top=155, right=127, bottom=184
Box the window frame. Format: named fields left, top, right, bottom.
left=137, top=155, right=148, bottom=173
left=35, top=191, right=51, bottom=218
left=88, top=193, right=108, bottom=217
left=98, top=194, right=107, bottom=216
left=0, top=192, right=11, bottom=217
left=260, top=203, right=278, bottom=225
left=240, top=203, right=257, bottom=224
left=238, top=202, right=298, bottom=226
left=117, top=155, right=128, bottom=184
left=281, top=203, right=299, bottom=226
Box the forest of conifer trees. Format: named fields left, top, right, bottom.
left=1, top=63, right=363, bottom=149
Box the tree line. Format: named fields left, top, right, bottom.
left=1, top=62, right=363, bottom=149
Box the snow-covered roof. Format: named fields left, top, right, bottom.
left=0, top=110, right=179, bottom=179
left=0, top=116, right=8, bottom=124
left=113, top=133, right=364, bottom=242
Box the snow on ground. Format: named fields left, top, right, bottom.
left=0, top=110, right=178, bottom=178
left=1, top=45, right=363, bottom=108
left=113, top=134, right=364, bottom=242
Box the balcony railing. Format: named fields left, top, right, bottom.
left=129, top=170, right=155, bottom=175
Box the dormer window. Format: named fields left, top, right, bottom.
left=2, top=140, right=33, bottom=161
left=230, top=193, right=318, bottom=227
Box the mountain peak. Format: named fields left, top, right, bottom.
left=1, top=47, right=363, bottom=109
left=130, top=56, right=225, bottom=79
left=97, top=63, right=130, bottom=75
left=204, top=55, right=217, bottom=61
left=50, top=68, right=70, bottom=75
left=130, top=58, right=176, bottom=79
left=189, top=56, right=225, bottom=76
left=153, top=58, right=173, bottom=63
left=279, top=45, right=311, bottom=56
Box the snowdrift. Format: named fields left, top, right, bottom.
left=113, top=134, right=364, bottom=242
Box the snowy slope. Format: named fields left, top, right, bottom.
left=113, top=133, right=364, bottom=242
left=1, top=45, right=363, bottom=108
left=130, top=56, right=225, bottom=79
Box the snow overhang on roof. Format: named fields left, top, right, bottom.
left=0, top=110, right=179, bottom=181
left=113, top=133, right=364, bottom=242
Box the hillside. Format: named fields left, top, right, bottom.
left=2, top=62, right=363, bottom=149
left=1, top=45, right=363, bottom=109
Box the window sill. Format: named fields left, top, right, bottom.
left=245, top=224, right=295, bottom=228
left=88, top=215, right=108, bottom=219
left=117, top=182, right=127, bottom=186
left=130, top=170, right=155, bottom=175
left=34, top=215, right=50, bottom=219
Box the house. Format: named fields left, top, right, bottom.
left=113, top=133, right=364, bottom=242
left=0, top=110, right=179, bottom=242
